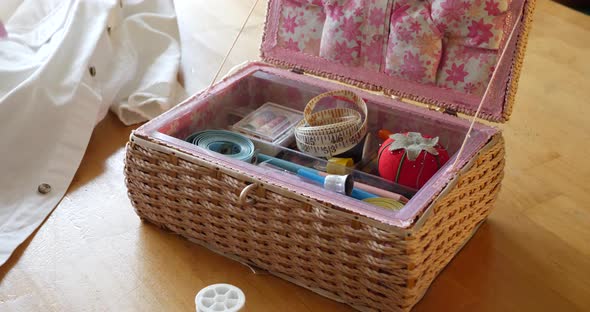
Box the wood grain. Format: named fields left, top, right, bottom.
left=1, top=0, right=589, bottom=311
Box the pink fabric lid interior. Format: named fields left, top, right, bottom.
left=261, top=0, right=530, bottom=122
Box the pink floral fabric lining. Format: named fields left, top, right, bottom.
left=275, top=0, right=509, bottom=96
left=385, top=1, right=443, bottom=84
left=280, top=0, right=390, bottom=71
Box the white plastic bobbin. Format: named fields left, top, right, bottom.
left=195, top=284, right=245, bottom=312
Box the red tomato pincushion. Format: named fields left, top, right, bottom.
left=378, top=132, right=449, bottom=189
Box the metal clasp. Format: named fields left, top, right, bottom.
left=238, top=183, right=258, bottom=205
left=427, top=105, right=458, bottom=117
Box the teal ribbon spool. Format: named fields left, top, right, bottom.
left=186, top=130, right=256, bottom=163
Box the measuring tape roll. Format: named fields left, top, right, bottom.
left=186, top=130, right=256, bottom=163
left=294, top=90, right=368, bottom=158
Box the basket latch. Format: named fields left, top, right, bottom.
left=290, top=67, right=304, bottom=75
left=427, top=105, right=458, bottom=117
left=443, top=108, right=458, bottom=116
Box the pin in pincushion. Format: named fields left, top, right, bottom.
left=378, top=132, right=449, bottom=189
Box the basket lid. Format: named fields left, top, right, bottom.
left=260, top=0, right=534, bottom=122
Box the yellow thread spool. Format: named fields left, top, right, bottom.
left=363, top=197, right=405, bottom=211
left=326, top=158, right=354, bottom=175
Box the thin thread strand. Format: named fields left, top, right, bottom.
left=451, top=9, right=523, bottom=170
left=204, top=0, right=260, bottom=96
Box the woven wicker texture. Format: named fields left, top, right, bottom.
left=503, top=0, right=536, bottom=121
left=124, top=136, right=505, bottom=312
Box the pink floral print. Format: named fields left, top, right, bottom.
left=432, top=0, right=507, bottom=49
left=485, top=0, right=502, bottom=16
left=391, top=3, right=411, bottom=23
left=341, top=16, right=362, bottom=41
left=437, top=40, right=499, bottom=95
left=282, top=14, right=299, bottom=34
left=274, top=0, right=509, bottom=96
left=387, top=0, right=508, bottom=94
left=400, top=52, right=427, bottom=82
left=332, top=41, right=358, bottom=65
left=278, top=0, right=389, bottom=71
left=284, top=38, right=301, bottom=51
left=325, top=2, right=344, bottom=19
left=445, top=63, right=469, bottom=85
left=366, top=38, right=383, bottom=64
left=467, top=18, right=494, bottom=46
left=278, top=0, right=326, bottom=56
left=369, top=7, right=386, bottom=27
left=438, top=0, right=467, bottom=23
left=385, top=1, right=443, bottom=84
left=397, top=26, right=415, bottom=43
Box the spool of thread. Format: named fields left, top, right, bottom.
left=316, top=171, right=409, bottom=203
left=186, top=130, right=256, bottom=163
left=195, top=284, right=245, bottom=312
left=363, top=197, right=405, bottom=211
left=297, top=169, right=353, bottom=196
left=326, top=157, right=354, bottom=175
left=378, top=129, right=393, bottom=141
left=296, top=169, right=376, bottom=200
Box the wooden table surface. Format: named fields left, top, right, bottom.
left=1, top=0, right=589, bottom=311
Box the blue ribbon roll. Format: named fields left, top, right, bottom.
left=186, top=130, right=256, bottom=163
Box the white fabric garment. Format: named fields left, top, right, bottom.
left=0, top=0, right=186, bottom=266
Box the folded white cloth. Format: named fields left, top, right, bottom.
left=0, top=0, right=186, bottom=266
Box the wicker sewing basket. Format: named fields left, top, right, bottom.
left=124, top=0, right=535, bottom=311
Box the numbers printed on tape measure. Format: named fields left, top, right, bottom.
left=294, top=90, right=368, bottom=158
left=330, top=134, right=343, bottom=144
